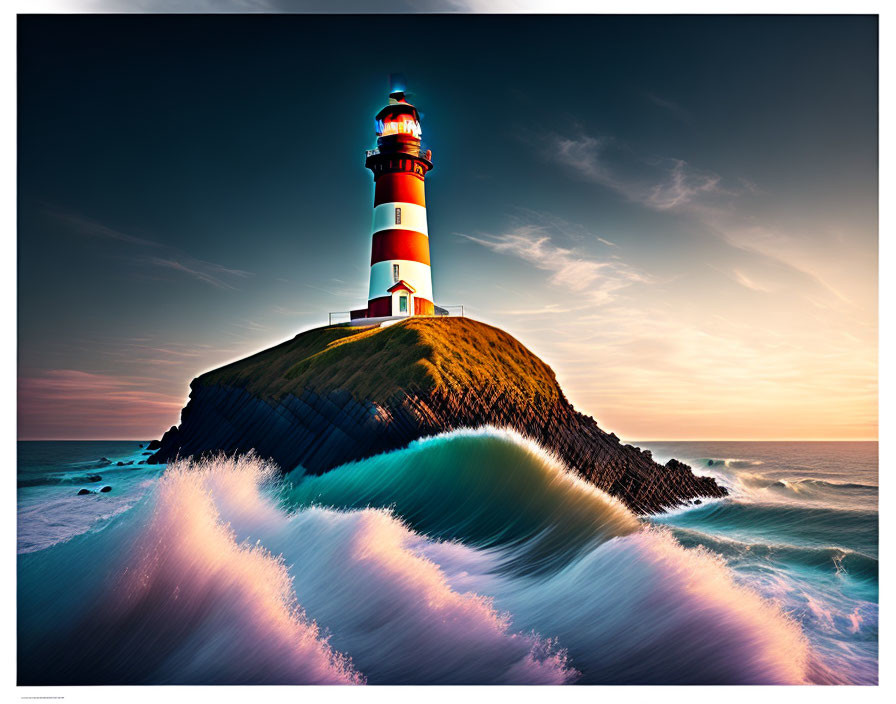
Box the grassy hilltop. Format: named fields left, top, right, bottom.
left=201, top=317, right=561, bottom=407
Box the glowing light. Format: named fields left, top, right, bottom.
left=376, top=118, right=422, bottom=139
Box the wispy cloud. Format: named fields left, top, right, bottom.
left=540, top=132, right=724, bottom=212
left=502, top=294, right=877, bottom=440
left=497, top=303, right=590, bottom=316
left=644, top=93, right=692, bottom=125
left=302, top=279, right=367, bottom=299
left=529, top=129, right=855, bottom=306
left=230, top=318, right=267, bottom=332
left=460, top=224, right=649, bottom=305
left=704, top=262, right=776, bottom=294
left=690, top=209, right=855, bottom=306
left=50, top=207, right=256, bottom=289
left=146, top=256, right=252, bottom=289
left=271, top=305, right=314, bottom=316
left=18, top=369, right=185, bottom=439
left=49, top=210, right=161, bottom=247
left=643, top=158, right=721, bottom=210
left=732, top=269, right=773, bottom=293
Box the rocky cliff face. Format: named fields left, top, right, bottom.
left=149, top=317, right=726, bottom=514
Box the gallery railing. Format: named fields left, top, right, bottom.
left=365, top=145, right=432, bottom=160
left=328, top=312, right=351, bottom=325
left=328, top=306, right=463, bottom=325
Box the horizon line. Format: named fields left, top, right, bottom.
left=16, top=436, right=881, bottom=443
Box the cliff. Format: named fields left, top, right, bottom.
left=148, top=317, right=726, bottom=513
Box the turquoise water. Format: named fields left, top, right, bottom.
left=17, top=440, right=165, bottom=554
left=17, top=434, right=877, bottom=684
left=642, top=441, right=877, bottom=685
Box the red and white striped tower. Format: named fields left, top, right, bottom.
left=363, top=90, right=434, bottom=318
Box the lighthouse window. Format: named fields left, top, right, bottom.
left=393, top=264, right=400, bottom=282
left=395, top=207, right=402, bottom=225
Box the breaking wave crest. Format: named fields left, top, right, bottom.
left=18, top=456, right=361, bottom=685
left=286, top=427, right=639, bottom=575
left=18, top=451, right=575, bottom=685
left=19, top=430, right=814, bottom=684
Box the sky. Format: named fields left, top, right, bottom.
left=17, top=13, right=878, bottom=440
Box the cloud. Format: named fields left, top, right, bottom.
left=271, top=305, right=314, bottom=316
left=460, top=224, right=649, bottom=305
left=230, top=318, right=267, bottom=332
left=51, top=206, right=256, bottom=289
left=460, top=131, right=875, bottom=438
left=643, top=158, right=721, bottom=210
left=530, top=129, right=854, bottom=306
left=691, top=209, right=854, bottom=305
left=538, top=132, right=724, bottom=212
left=49, top=210, right=161, bottom=247
left=644, top=93, right=692, bottom=124
left=503, top=295, right=877, bottom=439
left=302, top=279, right=367, bottom=299
left=146, top=256, right=253, bottom=289
left=18, top=369, right=185, bottom=439
left=732, top=269, right=772, bottom=293
left=497, top=303, right=589, bottom=316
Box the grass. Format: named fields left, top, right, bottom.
left=199, top=317, right=561, bottom=406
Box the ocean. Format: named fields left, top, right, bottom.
left=16, top=433, right=878, bottom=685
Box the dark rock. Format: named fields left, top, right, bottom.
left=693, top=499, right=702, bottom=505
left=116, top=462, right=125, bottom=466
left=99, top=486, right=112, bottom=493
left=148, top=320, right=727, bottom=514
left=138, top=460, right=146, bottom=465
left=98, top=457, right=111, bottom=464
left=125, top=461, right=134, bottom=465
left=707, top=459, right=714, bottom=466
left=86, top=475, right=102, bottom=482
left=146, top=439, right=162, bottom=451
left=77, top=488, right=92, bottom=495
left=142, top=452, right=153, bottom=456
left=152, top=383, right=727, bottom=514
left=138, top=444, right=144, bottom=448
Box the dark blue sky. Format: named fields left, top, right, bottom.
left=18, top=14, right=878, bottom=439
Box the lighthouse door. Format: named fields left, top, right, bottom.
left=390, top=288, right=413, bottom=316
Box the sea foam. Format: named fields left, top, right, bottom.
left=20, top=432, right=816, bottom=685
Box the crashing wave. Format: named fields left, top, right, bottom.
left=19, top=431, right=815, bottom=685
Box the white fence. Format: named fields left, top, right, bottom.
left=326, top=306, right=465, bottom=326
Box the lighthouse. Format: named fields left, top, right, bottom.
left=352, top=89, right=435, bottom=320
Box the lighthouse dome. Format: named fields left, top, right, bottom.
left=375, top=99, right=422, bottom=140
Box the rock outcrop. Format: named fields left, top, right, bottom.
left=149, top=317, right=726, bottom=514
